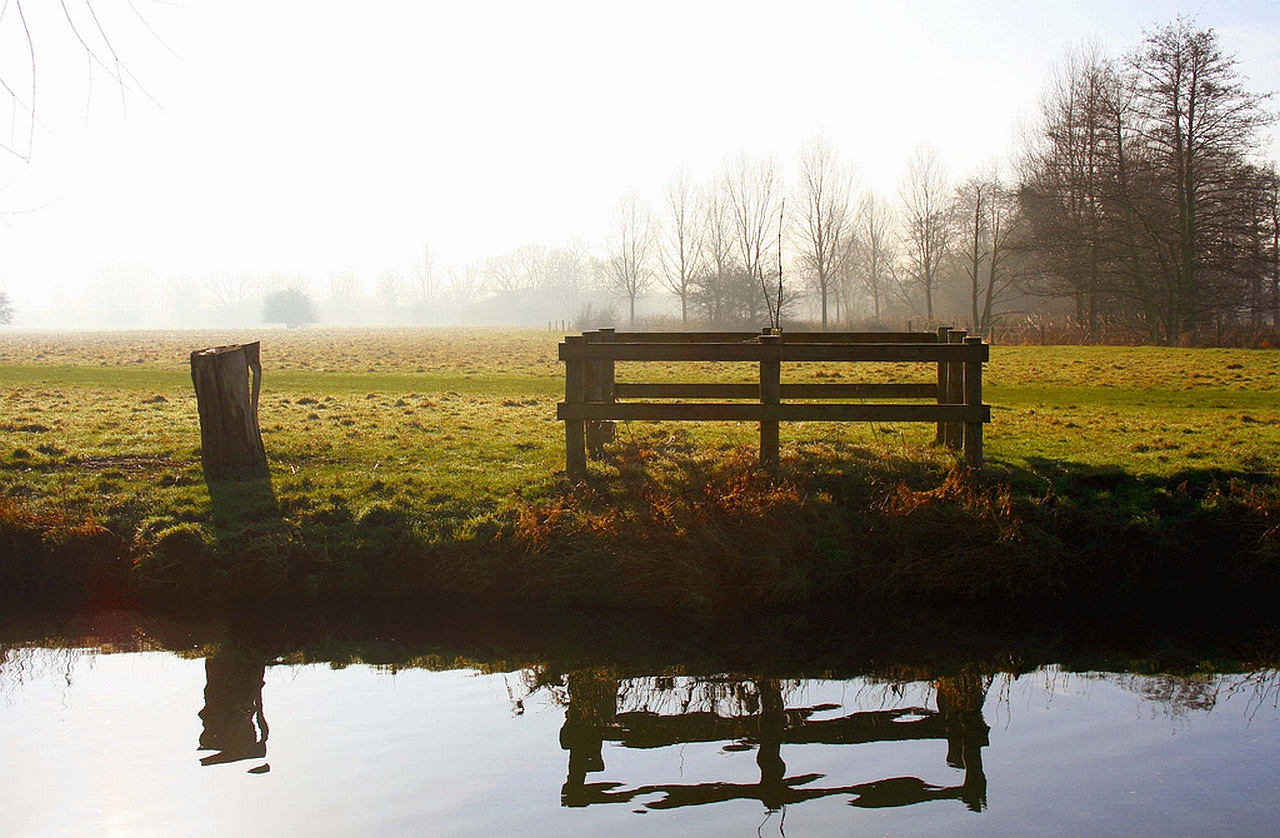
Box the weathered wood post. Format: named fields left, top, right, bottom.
left=935, top=326, right=950, bottom=445
left=945, top=328, right=967, bottom=450
left=563, top=335, right=588, bottom=480
left=963, top=336, right=985, bottom=467
left=190, top=342, right=267, bottom=480
left=759, top=331, right=781, bottom=472
left=584, top=328, right=616, bottom=457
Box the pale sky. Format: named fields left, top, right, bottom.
left=0, top=0, right=1277, bottom=314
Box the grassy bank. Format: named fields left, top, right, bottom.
left=2, top=328, right=1279, bottom=614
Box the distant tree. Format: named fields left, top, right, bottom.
left=448, top=263, right=484, bottom=309
left=407, top=246, right=442, bottom=307
left=952, top=169, right=1021, bottom=334
left=0, top=291, right=15, bottom=325
left=262, top=288, right=318, bottom=328
left=899, top=146, right=953, bottom=321
left=604, top=192, right=654, bottom=327
left=853, top=193, right=896, bottom=322
left=692, top=180, right=741, bottom=325
left=376, top=268, right=402, bottom=313
left=657, top=172, right=703, bottom=324
left=1128, top=17, right=1275, bottom=338
left=724, top=154, right=786, bottom=326
left=795, top=137, right=856, bottom=329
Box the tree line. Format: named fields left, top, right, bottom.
left=588, top=17, right=1276, bottom=344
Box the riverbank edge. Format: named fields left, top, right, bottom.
left=4, top=461, right=1279, bottom=618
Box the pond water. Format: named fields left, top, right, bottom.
left=3, top=612, right=1280, bottom=837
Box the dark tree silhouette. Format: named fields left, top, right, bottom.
left=262, top=288, right=318, bottom=329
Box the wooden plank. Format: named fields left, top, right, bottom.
left=558, top=402, right=991, bottom=423
left=560, top=342, right=989, bottom=363
left=613, top=382, right=939, bottom=400
left=603, top=331, right=941, bottom=344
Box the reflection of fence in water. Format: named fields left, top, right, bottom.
left=557, top=670, right=991, bottom=813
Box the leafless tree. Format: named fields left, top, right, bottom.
left=692, top=178, right=741, bottom=326
left=448, top=263, right=484, bottom=309
left=546, top=239, right=595, bottom=320
left=657, top=172, right=703, bottom=324
left=899, top=146, right=952, bottom=321
left=484, top=252, right=523, bottom=296
left=604, top=192, right=654, bottom=327
left=1128, top=16, right=1275, bottom=337
left=376, top=268, right=402, bottom=313
left=207, top=271, right=259, bottom=309
left=852, top=192, right=896, bottom=322
left=794, top=137, right=856, bottom=329
left=724, top=153, right=785, bottom=326
left=953, top=168, right=1021, bottom=334
left=406, top=246, right=442, bottom=307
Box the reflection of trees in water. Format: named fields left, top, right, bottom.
left=0, top=645, right=84, bottom=701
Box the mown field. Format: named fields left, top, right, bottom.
left=2, top=328, right=1279, bottom=614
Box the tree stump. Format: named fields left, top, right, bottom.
left=190, top=343, right=267, bottom=480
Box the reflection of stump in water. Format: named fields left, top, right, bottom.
left=198, top=651, right=269, bottom=772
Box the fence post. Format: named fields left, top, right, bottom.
left=563, top=335, right=588, bottom=480
left=963, top=336, right=985, bottom=467
left=585, top=328, right=616, bottom=457
left=935, top=326, right=950, bottom=445
left=945, top=329, right=967, bottom=450
left=759, top=332, right=781, bottom=472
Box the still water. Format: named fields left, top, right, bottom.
left=3, top=617, right=1280, bottom=837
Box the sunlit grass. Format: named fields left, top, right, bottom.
left=1, top=329, right=1278, bottom=608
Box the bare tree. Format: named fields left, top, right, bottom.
left=547, top=239, right=595, bottom=321
left=692, top=178, right=742, bottom=326
left=207, top=271, right=259, bottom=309
left=406, top=246, right=442, bottom=307
left=604, top=192, right=654, bottom=327
left=724, top=154, right=785, bottom=326
left=953, top=169, right=1022, bottom=334
left=448, top=263, right=484, bottom=310
left=0, top=290, right=15, bottom=324
left=483, top=252, right=523, bottom=296
left=657, top=172, right=703, bottom=324
left=376, top=268, right=401, bottom=314
left=1129, top=16, right=1275, bottom=338
left=795, top=137, right=856, bottom=329
left=853, top=193, right=896, bottom=322
left=899, top=146, right=952, bottom=321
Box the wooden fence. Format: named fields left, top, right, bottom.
left=557, top=328, right=990, bottom=479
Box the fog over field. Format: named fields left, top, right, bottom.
left=0, top=1, right=1276, bottom=333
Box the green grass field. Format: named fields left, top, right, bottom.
left=2, top=328, right=1278, bottom=611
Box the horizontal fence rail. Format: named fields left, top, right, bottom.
left=557, top=328, right=989, bottom=479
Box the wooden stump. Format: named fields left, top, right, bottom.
left=191, top=343, right=267, bottom=480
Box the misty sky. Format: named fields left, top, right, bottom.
left=0, top=0, right=1277, bottom=314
